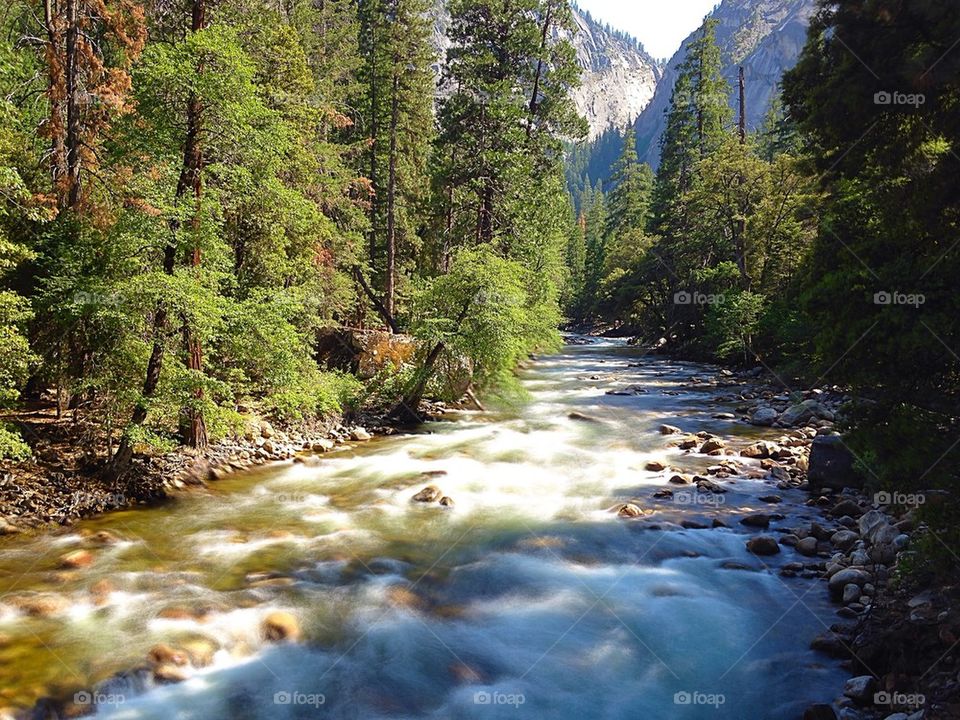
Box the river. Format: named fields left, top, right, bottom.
left=0, top=339, right=845, bottom=718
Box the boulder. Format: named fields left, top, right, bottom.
left=59, top=549, right=94, bottom=569
left=780, top=399, right=834, bottom=427
left=740, top=514, right=771, bottom=529
left=644, top=461, right=667, bottom=472
left=350, top=428, right=372, bottom=441
left=746, top=536, right=780, bottom=556
left=742, top=441, right=776, bottom=459
left=828, top=568, right=871, bottom=597
left=412, top=486, right=443, bottom=503
left=750, top=407, right=779, bottom=426
left=842, top=584, right=861, bottom=604
left=261, top=611, right=300, bottom=642
left=148, top=644, right=188, bottom=667
left=311, top=439, right=335, bottom=452
left=842, top=676, right=876, bottom=705
left=659, top=424, right=682, bottom=435
left=831, top=530, right=860, bottom=552
left=830, top=499, right=864, bottom=518
left=808, top=435, right=863, bottom=490
left=699, top=438, right=725, bottom=454
left=797, top=537, right=819, bottom=556
left=439, top=496, right=455, bottom=508
left=617, top=503, right=645, bottom=519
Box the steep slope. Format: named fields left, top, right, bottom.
left=430, top=2, right=662, bottom=139
left=563, top=8, right=662, bottom=139
left=634, top=0, right=816, bottom=167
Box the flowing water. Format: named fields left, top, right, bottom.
left=0, top=339, right=845, bottom=718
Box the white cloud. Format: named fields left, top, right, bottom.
left=576, top=0, right=719, bottom=60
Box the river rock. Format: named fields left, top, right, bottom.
left=751, top=407, right=779, bottom=426
left=644, top=461, right=667, bottom=472
left=261, top=611, right=300, bottom=642
left=677, top=436, right=699, bottom=449
left=148, top=643, right=188, bottom=667
left=831, top=530, right=860, bottom=552
left=669, top=474, right=692, bottom=485
left=59, top=549, right=94, bottom=569
left=412, top=486, right=442, bottom=503
left=617, top=503, right=645, bottom=519
left=742, top=441, right=776, bottom=459
left=780, top=399, right=834, bottom=427
left=842, top=584, right=861, bottom=604
left=828, top=568, right=871, bottom=597
left=181, top=639, right=217, bottom=668
left=568, top=412, right=601, bottom=423
left=843, top=676, right=876, bottom=705
left=740, top=513, right=771, bottom=528
left=830, top=499, right=864, bottom=518
left=350, top=427, right=372, bottom=441
left=808, top=435, right=863, bottom=490
left=9, top=594, right=68, bottom=618
left=312, top=438, right=335, bottom=452
left=759, top=494, right=782, bottom=504
left=746, top=536, right=780, bottom=556
left=439, top=496, right=455, bottom=507
left=699, top=438, right=725, bottom=454
left=797, top=537, right=819, bottom=556
left=659, top=424, right=682, bottom=434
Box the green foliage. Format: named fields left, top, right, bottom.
left=0, top=423, right=30, bottom=460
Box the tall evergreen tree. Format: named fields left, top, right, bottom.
left=605, top=129, right=654, bottom=240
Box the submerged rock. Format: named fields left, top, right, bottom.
left=616, top=503, right=645, bottom=519
left=261, top=611, right=300, bottom=642
left=746, top=536, right=781, bottom=556
left=412, top=485, right=443, bottom=503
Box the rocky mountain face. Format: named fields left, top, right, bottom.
left=562, top=9, right=662, bottom=139
left=634, top=0, right=817, bottom=167
left=430, top=2, right=662, bottom=139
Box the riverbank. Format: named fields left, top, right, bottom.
left=0, top=401, right=402, bottom=532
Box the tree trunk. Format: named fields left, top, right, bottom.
left=477, top=181, right=494, bottom=244
left=64, top=0, right=81, bottom=208
left=735, top=66, right=749, bottom=288
left=112, top=0, right=207, bottom=469
left=385, top=69, right=400, bottom=320
left=181, top=0, right=207, bottom=449
left=526, top=1, right=552, bottom=141
left=368, top=2, right=379, bottom=268
left=389, top=340, right=445, bottom=423
left=43, top=0, right=67, bottom=201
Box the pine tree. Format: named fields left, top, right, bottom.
left=605, top=130, right=654, bottom=240
left=649, top=18, right=730, bottom=236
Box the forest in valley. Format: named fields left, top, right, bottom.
left=0, top=0, right=958, bottom=540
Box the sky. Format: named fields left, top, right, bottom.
left=576, top=0, right=720, bottom=60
